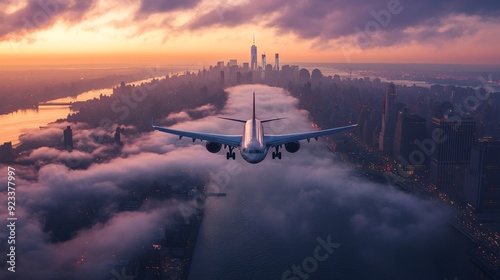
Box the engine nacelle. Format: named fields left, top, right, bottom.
left=285, top=141, right=300, bottom=153
left=206, top=142, right=222, bottom=153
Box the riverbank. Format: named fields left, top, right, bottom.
left=0, top=75, right=166, bottom=145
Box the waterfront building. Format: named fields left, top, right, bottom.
left=393, top=108, right=427, bottom=171
left=430, top=116, right=476, bottom=197
left=379, top=83, right=398, bottom=154
left=465, top=141, right=500, bottom=213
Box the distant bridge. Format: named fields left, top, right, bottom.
left=38, top=102, right=73, bottom=106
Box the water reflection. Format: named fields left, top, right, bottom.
left=0, top=77, right=161, bottom=145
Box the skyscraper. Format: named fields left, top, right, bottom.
left=356, top=106, right=370, bottom=139
left=464, top=141, right=500, bottom=213
left=250, top=36, right=257, bottom=71
left=393, top=108, right=427, bottom=171
left=64, top=126, right=73, bottom=152
left=379, top=83, right=398, bottom=154
left=216, top=61, right=224, bottom=70
left=242, top=62, right=249, bottom=72
left=261, top=54, right=266, bottom=79
left=142, top=244, right=162, bottom=277
left=430, top=116, right=476, bottom=197
left=274, top=53, right=279, bottom=71
left=220, top=71, right=225, bottom=87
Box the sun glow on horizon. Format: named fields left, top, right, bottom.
left=0, top=1, right=499, bottom=66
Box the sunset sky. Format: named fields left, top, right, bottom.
left=0, top=0, right=499, bottom=66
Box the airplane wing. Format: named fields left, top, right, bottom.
left=153, top=125, right=242, bottom=147
left=264, top=124, right=357, bottom=147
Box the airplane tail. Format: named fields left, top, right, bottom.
left=219, top=92, right=286, bottom=123
left=252, top=92, right=256, bottom=121
left=252, top=92, right=287, bottom=122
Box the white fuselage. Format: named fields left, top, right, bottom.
left=240, top=119, right=268, bottom=164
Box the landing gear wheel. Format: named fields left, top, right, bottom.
left=226, top=146, right=236, bottom=160
left=272, top=146, right=282, bottom=160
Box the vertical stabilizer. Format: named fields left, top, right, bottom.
left=252, top=92, right=256, bottom=120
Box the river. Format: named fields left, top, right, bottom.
left=0, top=76, right=477, bottom=279
left=187, top=85, right=475, bottom=280
left=0, top=77, right=162, bottom=145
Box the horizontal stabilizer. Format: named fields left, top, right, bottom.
left=218, top=117, right=247, bottom=123
left=261, top=117, right=287, bottom=123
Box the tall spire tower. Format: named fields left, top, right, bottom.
left=250, top=35, right=257, bottom=71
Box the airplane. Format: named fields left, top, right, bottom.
left=152, top=92, right=357, bottom=164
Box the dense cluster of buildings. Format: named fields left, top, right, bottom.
left=133, top=184, right=204, bottom=280
left=192, top=40, right=500, bottom=215
left=1, top=37, right=499, bottom=279
left=356, top=82, right=500, bottom=214
left=190, top=37, right=302, bottom=89
left=3, top=37, right=499, bottom=217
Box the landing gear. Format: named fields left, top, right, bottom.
left=272, top=145, right=282, bottom=160
left=226, top=152, right=235, bottom=160
left=226, top=146, right=236, bottom=160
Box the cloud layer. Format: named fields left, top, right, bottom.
left=185, top=85, right=466, bottom=279
left=0, top=84, right=467, bottom=279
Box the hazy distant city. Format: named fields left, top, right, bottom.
left=1, top=0, right=500, bottom=279
left=1, top=51, right=500, bottom=279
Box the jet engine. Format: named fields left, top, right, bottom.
left=284, top=141, right=300, bottom=153
left=206, top=142, right=222, bottom=153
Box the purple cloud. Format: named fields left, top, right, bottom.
left=185, top=0, right=500, bottom=47
left=0, top=0, right=96, bottom=40
left=138, top=0, right=201, bottom=14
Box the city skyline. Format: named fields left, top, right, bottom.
left=0, top=0, right=499, bottom=66
left=1, top=57, right=499, bottom=278
left=1, top=1, right=500, bottom=279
